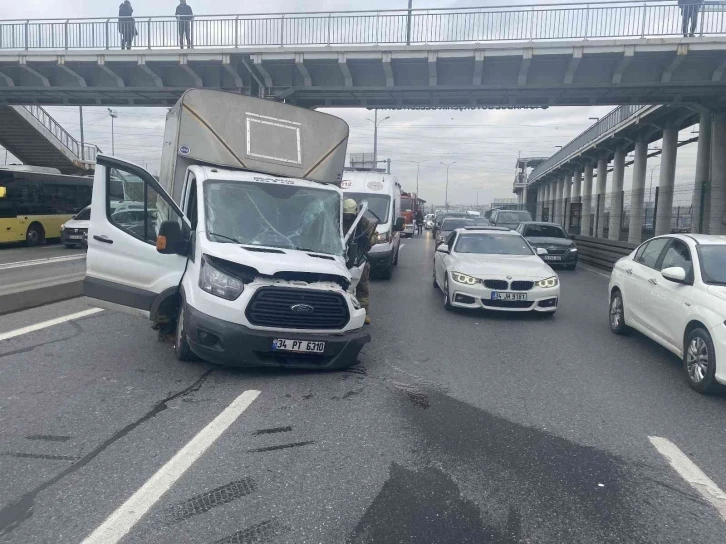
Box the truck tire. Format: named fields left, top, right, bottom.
left=174, top=302, right=197, bottom=362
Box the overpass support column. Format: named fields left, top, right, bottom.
left=596, top=158, right=608, bottom=238
left=628, top=139, right=648, bottom=243
left=692, top=112, right=712, bottom=233
left=563, top=172, right=572, bottom=229
left=608, top=147, right=626, bottom=241
left=536, top=186, right=543, bottom=220
left=522, top=184, right=528, bottom=213
left=581, top=163, right=594, bottom=236
left=554, top=177, right=564, bottom=225
left=570, top=167, right=581, bottom=232
left=709, top=113, right=726, bottom=235
left=655, top=128, right=678, bottom=236
left=543, top=183, right=551, bottom=221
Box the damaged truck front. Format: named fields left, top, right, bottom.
left=84, top=89, right=371, bottom=369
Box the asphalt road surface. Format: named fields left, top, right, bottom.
left=0, top=243, right=85, bottom=298
left=2, top=232, right=726, bottom=543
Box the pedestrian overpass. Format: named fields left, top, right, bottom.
left=0, top=105, right=98, bottom=174
left=0, top=1, right=725, bottom=108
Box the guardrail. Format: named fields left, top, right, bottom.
left=528, top=104, right=654, bottom=182
left=0, top=1, right=724, bottom=50
left=20, top=105, right=99, bottom=163
left=574, top=235, right=637, bottom=269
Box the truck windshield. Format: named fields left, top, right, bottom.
left=344, top=192, right=390, bottom=223
left=204, top=180, right=343, bottom=256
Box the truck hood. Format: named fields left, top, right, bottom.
left=452, top=253, right=555, bottom=280
left=202, top=241, right=350, bottom=280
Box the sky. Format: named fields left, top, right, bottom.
left=0, top=0, right=702, bottom=208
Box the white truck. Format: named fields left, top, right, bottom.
left=84, top=89, right=375, bottom=369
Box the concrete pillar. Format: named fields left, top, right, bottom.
left=692, top=112, right=712, bottom=233
left=595, top=157, right=609, bottom=237
left=608, top=147, right=626, bottom=241
left=563, top=172, right=572, bottom=229
left=522, top=184, right=528, bottom=213
left=628, top=139, right=648, bottom=243
left=573, top=167, right=582, bottom=201
left=709, top=113, right=726, bottom=235
left=537, top=186, right=544, bottom=220
left=581, top=162, right=594, bottom=236
left=655, top=128, right=678, bottom=236
left=544, top=182, right=551, bottom=221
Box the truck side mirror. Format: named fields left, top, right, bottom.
left=393, top=217, right=405, bottom=232
left=347, top=242, right=358, bottom=269
left=157, top=220, right=188, bottom=256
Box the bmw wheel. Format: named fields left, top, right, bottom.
left=444, top=275, right=453, bottom=311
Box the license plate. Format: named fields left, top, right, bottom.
left=272, top=339, right=325, bottom=353
left=543, top=255, right=562, bottom=261
left=491, top=292, right=527, bottom=301
left=69, top=235, right=82, bottom=239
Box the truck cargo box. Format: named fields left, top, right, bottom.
left=160, top=89, right=349, bottom=202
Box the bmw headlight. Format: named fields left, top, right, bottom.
left=199, top=256, right=244, bottom=300
left=451, top=271, right=479, bottom=285
left=536, top=276, right=559, bottom=288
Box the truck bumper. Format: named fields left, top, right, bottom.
left=185, top=304, right=370, bottom=370
left=367, top=246, right=394, bottom=270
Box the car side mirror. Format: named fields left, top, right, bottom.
left=393, top=216, right=405, bottom=232
left=436, top=245, right=450, bottom=254
left=661, top=266, right=688, bottom=284
left=157, top=220, right=188, bottom=256
left=347, top=242, right=358, bottom=268
left=536, top=247, right=548, bottom=256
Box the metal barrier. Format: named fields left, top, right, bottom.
left=0, top=1, right=724, bottom=50
left=574, top=235, right=637, bottom=270
left=20, top=105, right=98, bottom=163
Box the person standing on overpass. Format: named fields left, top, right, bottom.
left=118, top=0, right=136, bottom=50
left=679, top=0, right=703, bottom=37
left=176, top=0, right=194, bottom=49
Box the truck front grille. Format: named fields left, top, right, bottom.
left=246, top=287, right=349, bottom=330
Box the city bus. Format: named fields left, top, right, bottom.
left=0, top=166, right=94, bottom=246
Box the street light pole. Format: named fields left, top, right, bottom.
left=367, top=110, right=390, bottom=167
left=441, top=161, right=455, bottom=210
left=647, top=164, right=660, bottom=203
left=108, top=108, right=118, bottom=155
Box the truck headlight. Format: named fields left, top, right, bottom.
left=199, top=257, right=244, bottom=300
left=375, top=231, right=391, bottom=244
left=536, top=276, right=559, bottom=288
left=452, top=271, right=479, bottom=285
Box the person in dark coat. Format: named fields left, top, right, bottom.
left=176, top=0, right=194, bottom=49
left=679, top=0, right=703, bottom=37
left=118, top=0, right=136, bottom=50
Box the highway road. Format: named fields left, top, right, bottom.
left=2, top=232, right=726, bottom=543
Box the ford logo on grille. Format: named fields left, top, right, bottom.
left=290, top=303, right=315, bottom=314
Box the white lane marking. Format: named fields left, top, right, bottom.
left=577, top=263, right=611, bottom=279
left=649, top=436, right=726, bottom=522
left=399, top=243, right=405, bottom=252
left=0, top=254, right=86, bottom=270
left=0, top=308, right=103, bottom=342
left=81, top=390, right=261, bottom=544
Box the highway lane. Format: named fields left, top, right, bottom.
left=1, top=232, right=726, bottom=543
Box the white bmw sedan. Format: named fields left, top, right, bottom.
left=433, top=227, right=560, bottom=314
left=609, top=234, right=726, bottom=393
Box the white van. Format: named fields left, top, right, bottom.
left=341, top=172, right=402, bottom=280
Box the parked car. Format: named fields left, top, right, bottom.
left=433, top=226, right=559, bottom=314
left=435, top=217, right=475, bottom=247
left=489, top=209, right=533, bottom=230
left=424, top=213, right=435, bottom=230
left=609, top=233, right=726, bottom=393
left=60, top=205, right=90, bottom=248
left=516, top=221, right=578, bottom=270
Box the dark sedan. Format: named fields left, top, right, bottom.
left=435, top=217, right=475, bottom=247
left=515, top=221, right=578, bottom=269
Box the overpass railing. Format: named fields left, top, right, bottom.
left=528, top=104, right=653, bottom=182
left=19, top=105, right=99, bottom=163
left=0, top=1, right=724, bottom=50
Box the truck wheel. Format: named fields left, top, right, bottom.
left=392, top=247, right=399, bottom=266
left=26, top=223, right=45, bottom=247
left=174, top=302, right=197, bottom=362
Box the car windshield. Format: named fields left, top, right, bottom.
left=74, top=207, right=91, bottom=221
left=524, top=224, right=566, bottom=238
left=498, top=211, right=532, bottom=223
left=455, top=233, right=534, bottom=255
left=441, top=218, right=475, bottom=231
left=204, top=180, right=343, bottom=256
left=344, top=192, right=391, bottom=223
left=698, top=245, right=726, bottom=285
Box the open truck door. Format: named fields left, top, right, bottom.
left=84, top=155, right=190, bottom=319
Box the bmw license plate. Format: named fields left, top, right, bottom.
left=491, top=292, right=527, bottom=301
left=272, top=339, right=325, bottom=353
left=543, top=255, right=562, bottom=261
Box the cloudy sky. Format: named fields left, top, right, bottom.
left=1, top=0, right=701, bottom=208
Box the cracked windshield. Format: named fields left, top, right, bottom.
left=3, top=0, right=726, bottom=543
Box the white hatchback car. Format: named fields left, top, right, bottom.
left=433, top=227, right=560, bottom=313
left=609, top=234, right=726, bottom=393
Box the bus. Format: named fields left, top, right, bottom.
left=0, top=166, right=94, bottom=246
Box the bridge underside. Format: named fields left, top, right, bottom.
left=0, top=39, right=725, bottom=108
